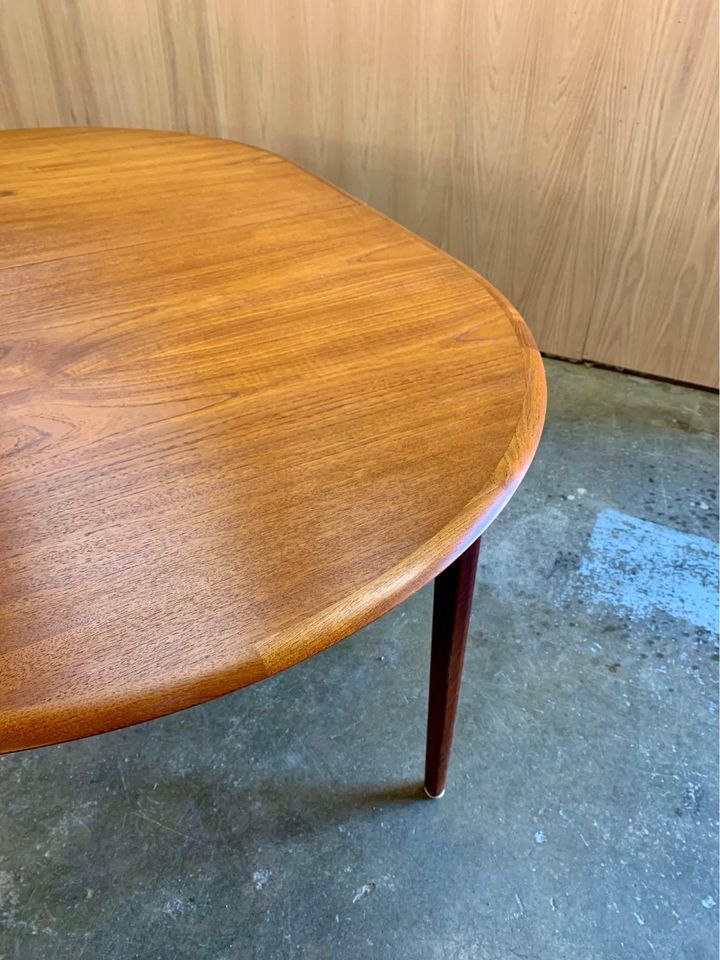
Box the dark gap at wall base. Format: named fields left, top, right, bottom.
left=541, top=353, right=720, bottom=395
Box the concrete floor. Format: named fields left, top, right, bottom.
left=0, top=359, right=717, bottom=960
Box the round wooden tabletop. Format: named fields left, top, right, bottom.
left=0, top=128, right=545, bottom=753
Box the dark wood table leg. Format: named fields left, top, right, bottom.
left=424, top=536, right=481, bottom=798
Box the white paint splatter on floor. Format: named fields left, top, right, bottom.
left=252, top=869, right=271, bottom=891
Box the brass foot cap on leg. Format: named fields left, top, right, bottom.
left=423, top=786, right=445, bottom=799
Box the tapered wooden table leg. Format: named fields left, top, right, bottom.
left=424, top=536, right=481, bottom=798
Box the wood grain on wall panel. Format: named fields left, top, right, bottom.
left=582, top=0, right=719, bottom=385
left=0, top=0, right=717, bottom=385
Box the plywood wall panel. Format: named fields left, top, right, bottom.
left=582, top=0, right=719, bottom=386
left=0, top=0, right=716, bottom=384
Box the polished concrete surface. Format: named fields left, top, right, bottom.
left=1, top=359, right=718, bottom=960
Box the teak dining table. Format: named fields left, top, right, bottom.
left=0, top=128, right=545, bottom=798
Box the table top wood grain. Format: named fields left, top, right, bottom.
left=0, top=127, right=545, bottom=753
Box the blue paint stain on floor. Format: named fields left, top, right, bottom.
left=577, top=509, right=719, bottom=635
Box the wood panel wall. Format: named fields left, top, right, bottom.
left=0, top=0, right=717, bottom=386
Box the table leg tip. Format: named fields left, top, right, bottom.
left=423, top=785, right=445, bottom=799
